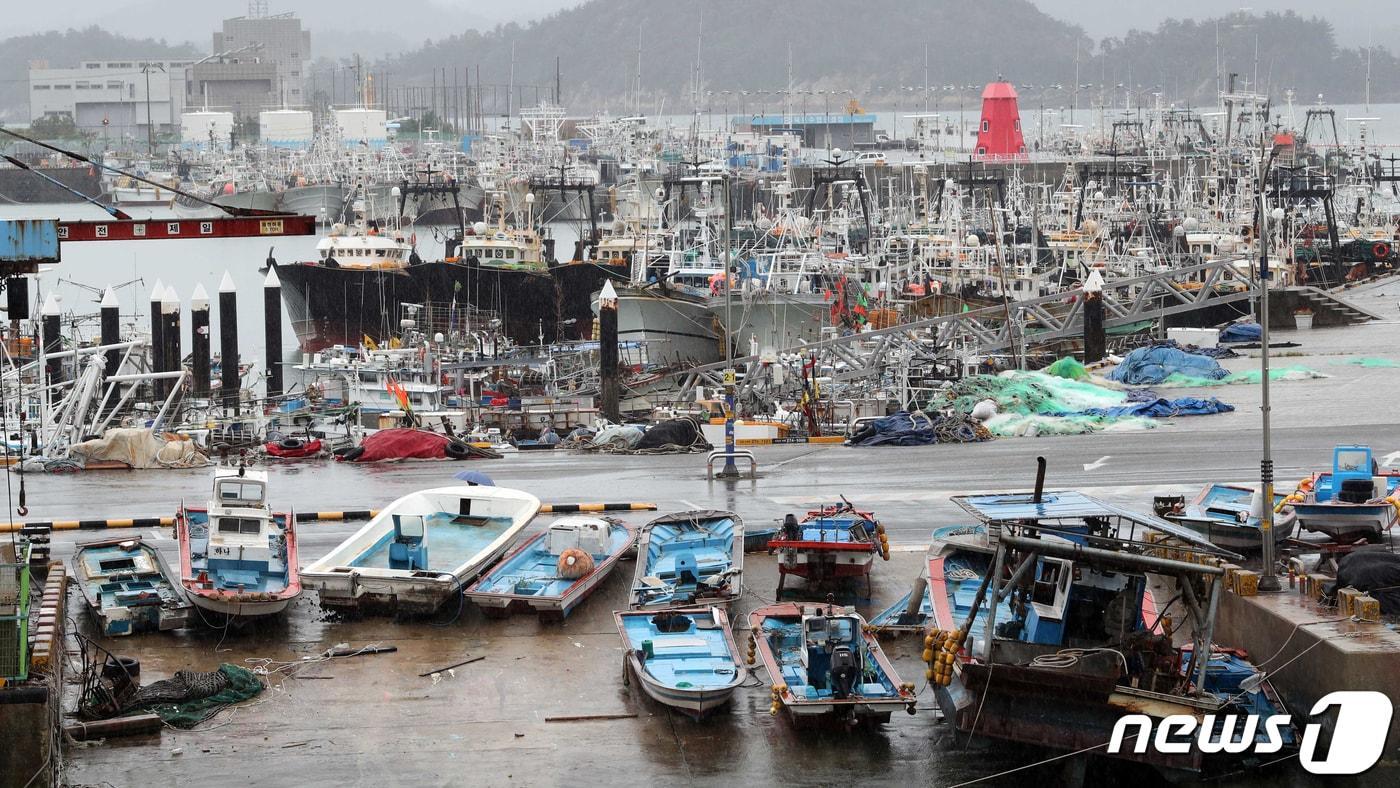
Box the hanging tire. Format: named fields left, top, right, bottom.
left=279, top=437, right=305, bottom=451
left=445, top=441, right=471, bottom=460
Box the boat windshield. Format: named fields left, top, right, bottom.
left=217, top=479, right=265, bottom=506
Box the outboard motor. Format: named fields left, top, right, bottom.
left=781, top=514, right=800, bottom=541
left=828, top=645, right=858, bottom=700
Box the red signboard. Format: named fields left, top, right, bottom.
left=57, top=215, right=317, bottom=242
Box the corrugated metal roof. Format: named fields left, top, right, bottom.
left=951, top=490, right=1233, bottom=555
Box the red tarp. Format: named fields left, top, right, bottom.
left=341, top=428, right=451, bottom=462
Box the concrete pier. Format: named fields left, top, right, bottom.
left=1215, top=583, right=1400, bottom=762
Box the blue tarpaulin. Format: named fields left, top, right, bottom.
left=1052, top=396, right=1235, bottom=419
left=1219, top=322, right=1263, bottom=343
left=848, top=411, right=986, bottom=446
left=850, top=411, right=936, bottom=446
left=1107, top=343, right=1229, bottom=385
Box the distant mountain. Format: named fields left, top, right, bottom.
left=371, top=1, right=1395, bottom=111
left=377, top=0, right=1090, bottom=109
left=0, top=27, right=201, bottom=123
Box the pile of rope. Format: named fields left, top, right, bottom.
left=933, top=412, right=993, bottom=443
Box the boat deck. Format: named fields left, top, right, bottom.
left=760, top=618, right=898, bottom=701
left=350, top=513, right=516, bottom=572
left=620, top=612, right=738, bottom=690
left=473, top=526, right=631, bottom=598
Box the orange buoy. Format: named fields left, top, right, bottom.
left=556, top=548, right=595, bottom=579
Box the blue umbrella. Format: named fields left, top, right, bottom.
left=453, top=470, right=495, bottom=486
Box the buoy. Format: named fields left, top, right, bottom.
left=556, top=548, right=595, bottom=580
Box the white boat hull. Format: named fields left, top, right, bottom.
left=708, top=292, right=831, bottom=351
left=187, top=594, right=293, bottom=618
left=626, top=654, right=741, bottom=719
left=613, top=287, right=722, bottom=366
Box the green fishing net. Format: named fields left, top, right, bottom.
left=1044, top=356, right=1089, bottom=380
left=135, top=664, right=265, bottom=729
left=984, top=413, right=1159, bottom=437
left=1157, top=365, right=1327, bottom=387
left=941, top=371, right=1127, bottom=416
left=1328, top=357, right=1400, bottom=368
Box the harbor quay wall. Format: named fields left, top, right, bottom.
left=1215, top=590, right=1400, bottom=781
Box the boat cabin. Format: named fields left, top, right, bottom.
left=204, top=468, right=278, bottom=589
left=549, top=517, right=609, bottom=556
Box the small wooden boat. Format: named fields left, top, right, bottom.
left=749, top=601, right=916, bottom=724
left=73, top=536, right=192, bottom=636
left=769, top=501, right=887, bottom=599
left=615, top=606, right=745, bottom=719
left=1288, top=446, right=1400, bottom=543
left=869, top=573, right=933, bottom=633
left=464, top=516, right=636, bottom=619
left=629, top=510, right=743, bottom=610
left=300, top=485, right=540, bottom=614
left=743, top=526, right=778, bottom=553
left=1153, top=484, right=1296, bottom=552
left=177, top=465, right=301, bottom=618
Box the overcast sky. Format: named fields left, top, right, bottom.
left=7, top=1, right=1395, bottom=51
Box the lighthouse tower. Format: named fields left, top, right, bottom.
left=974, top=79, right=1027, bottom=159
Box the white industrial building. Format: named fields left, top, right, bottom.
left=28, top=59, right=193, bottom=143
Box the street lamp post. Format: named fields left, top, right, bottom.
left=1257, top=136, right=1283, bottom=593
left=142, top=62, right=167, bottom=156
left=718, top=173, right=739, bottom=478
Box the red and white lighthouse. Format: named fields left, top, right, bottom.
left=974, top=80, right=1027, bottom=159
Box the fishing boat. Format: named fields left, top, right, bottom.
left=464, top=516, right=636, bottom=619
left=73, top=536, right=192, bottom=636
left=869, top=565, right=934, bottom=633
left=1180, top=645, right=1298, bottom=752
left=769, top=501, right=888, bottom=599
left=748, top=600, right=916, bottom=725
left=630, top=510, right=744, bottom=610
left=1153, top=484, right=1297, bottom=552
left=743, top=526, right=779, bottom=553
left=300, top=485, right=540, bottom=614
left=926, top=472, right=1278, bottom=776
left=1287, top=445, right=1400, bottom=543
left=176, top=465, right=301, bottom=618
left=615, top=606, right=746, bottom=719
left=276, top=221, right=421, bottom=352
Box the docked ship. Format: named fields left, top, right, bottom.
left=276, top=218, right=420, bottom=352
left=419, top=192, right=564, bottom=345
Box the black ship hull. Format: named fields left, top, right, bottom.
left=550, top=260, right=631, bottom=340
left=408, top=260, right=561, bottom=345
left=277, top=263, right=423, bottom=352
left=279, top=256, right=636, bottom=352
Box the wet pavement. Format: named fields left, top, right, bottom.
left=35, top=278, right=1400, bottom=786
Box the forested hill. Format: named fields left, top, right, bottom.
left=373, top=2, right=1395, bottom=108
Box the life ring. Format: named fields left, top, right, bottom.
left=445, top=441, right=471, bottom=459
left=1373, top=242, right=1391, bottom=260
